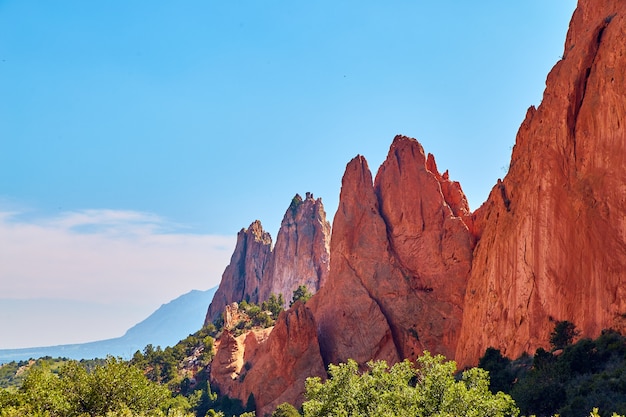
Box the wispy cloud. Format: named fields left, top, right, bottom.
left=0, top=209, right=235, bottom=348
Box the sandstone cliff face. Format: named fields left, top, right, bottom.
left=209, top=327, right=272, bottom=399
left=309, top=155, right=401, bottom=367
left=310, top=136, right=473, bottom=365
left=261, top=193, right=331, bottom=304
left=205, top=193, right=331, bottom=324
left=239, top=302, right=326, bottom=417
left=205, top=221, right=272, bottom=324
left=456, top=0, right=626, bottom=366
left=209, top=303, right=325, bottom=417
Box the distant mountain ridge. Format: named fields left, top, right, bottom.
left=0, top=287, right=217, bottom=363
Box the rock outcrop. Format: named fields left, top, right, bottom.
left=209, top=327, right=272, bottom=399
left=205, top=221, right=272, bottom=323
left=456, top=0, right=626, bottom=367
left=209, top=302, right=325, bottom=417
left=205, top=193, right=331, bottom=324
left=309, top=136, right=473, bottom=365
left=261, top=193, right=331, bottom=304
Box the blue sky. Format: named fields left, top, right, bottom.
left=0, top=1, right=576, bottom=348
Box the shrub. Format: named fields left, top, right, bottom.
left=302, top=351, right=519, bottom=417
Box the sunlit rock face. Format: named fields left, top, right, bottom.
left=205, top=221, right=272, bottom=324
left=456, top=0, right=626, bottom=367
left=261, top=192, right=331, bottom=305
left=309, top=135, right=473, bottom=367
left=209, top=302, right=325, bottom=417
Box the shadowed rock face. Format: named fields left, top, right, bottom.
left=456, top=0, right=626, bottom=367
left=205, top=193, right=330, bottom=324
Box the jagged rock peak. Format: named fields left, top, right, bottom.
left=261, top=191, right=331, bottom=305
left=205, top=220, right=273, bottom=324
left=309, top=135, right=473, bottom=368
left=205, top=193, right=331, bottom=324
left=425, top=152, right=471, bottom=218
left=247, top=220, right=272, bottom=245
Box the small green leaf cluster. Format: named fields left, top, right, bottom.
left=262, top=293, right=286, bottom=318
left=302, top=351, right=519, bottom=417
left=220, top=293, right=286, bottom=336
left=272, top=402, right=301, bottom=417
left=236, top=300, right=275, bottom=332
left=290, top=285, right=312, bottom=307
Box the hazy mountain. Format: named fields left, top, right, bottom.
left=0, top=287, right=217, bottom=363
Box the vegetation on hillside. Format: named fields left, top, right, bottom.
left=302, top=351, right=518, bottom=417
left=5, top=308, right=626, bottom=417
left=479, top=323, right=626, bottom=417
left=0, top=357, right=106, bottom=389
left=127, top=295, right=287, bottom=416
left=0, top=356, right=188, bottom=417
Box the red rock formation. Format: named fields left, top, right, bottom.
left=209, top=1, right=626, bottom=411
left=209, top=303, right=325, bottom=417
left=240, top=302, right=326, bottom=417
left=205, top=193, right=331, bottom=324
left=210, top=328, right=272, bottom=399
left=309, top=136, right=473, bottom=365
left=205, top=221, right=272, bottom=323
left=261, top=192, right=331, bottom=304
left=456, top=0, right=626, bottom=366
left=308, top=155, right=401, bottom=366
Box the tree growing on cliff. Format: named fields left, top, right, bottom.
left=302, top=351, right=519, bottom=417
left=290, top=285, right=313, bottom=306
left=549, top=320, right=580, bottom=351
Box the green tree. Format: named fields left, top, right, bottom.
left=19, top=363, right=71, bottom=416
left=0, top=357, right=178, bottom=417
left=290, top=285, right=313, bottom=307
left=262, top=293, right=285, bottom=317
left=302, top=351, right=519, bottom=417
left=272, top=402, right=301, bottom=417
left=478, top=347, right=515, bottom=394
left=85, top=357, right=171, bottom=416
left=550, top=320, right=580, bottom=350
